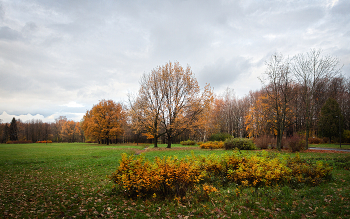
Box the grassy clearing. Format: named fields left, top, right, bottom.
left=310, top=143, right=350, bottom=150
left=0, top=143, right=349, bottom=218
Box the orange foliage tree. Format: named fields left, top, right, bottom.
left=130, top=61, right=213, bottom=148
left=61, top=120, right=81, bottom=142
left=81, top=100, right=126, bottom=145
left=245, top=91, right=272, bottom=138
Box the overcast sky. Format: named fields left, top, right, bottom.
left=0, top=0, right=349, bottom=123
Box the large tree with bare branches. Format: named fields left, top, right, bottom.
left=259, top=53, right=294, bottom=150
left=292, top=49, right=342, bottom=149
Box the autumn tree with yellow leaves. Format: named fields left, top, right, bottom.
left=61, top=120, right=81, bottom=142
left=130, top=61, right=213, bottom=148
left=81, top=100, right=126, bottom=145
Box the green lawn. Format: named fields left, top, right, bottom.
left=1, top=143, right=349, bottom=218
left=310, top=143, right=350, bottom=150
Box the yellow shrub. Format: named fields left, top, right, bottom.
left=200, top=141, right=224, bottom=149
left=110, top=153, right=202, bottom=198
left=110, top=151, right=333, bottom=199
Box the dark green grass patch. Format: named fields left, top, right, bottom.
left=0, top=143, right=349, bottom=218
left=310, top=143, right=350, bottom=150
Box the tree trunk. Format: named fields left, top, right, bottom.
left=154, top=135, right=158, bottom=148
left=305, top=102, right=310, bottom=150
left=167, top=136, right=171, bottom=148
left=166, top=132, right=172, bottom=148
left=277, top=129, right=282, bottom=151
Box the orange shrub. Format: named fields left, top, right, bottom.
left=199, top=141, right=224, bottom=149
left=110, top=154, right=203, bottom=198
left=110, top=151, right=333, bottom=199
left=36, top=140, right=53, bottom=143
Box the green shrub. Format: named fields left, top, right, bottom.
left=180, top=140, right=196, bottom=145
left=343, top=130, right=350, bottom=143
left=209, top=133, right=232, bottom=141
left=286, top=153, right=332, bottom=187
left=224, top=137, right=256, bottom=150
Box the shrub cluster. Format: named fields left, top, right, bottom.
left=284, top=136, right=305, bottom=152
left=224, top=138, right=256, bottom=150
left=110, top=151, right=332, bottom=199
left=180, top=140, right=196, bottom=145
left=6, top=140, right=33, bottom=144
left=110, top=154, right=202, bottom=198
left=286, top=153, right=332, bottom=186
left=199, top=141, right=224, bottom=149
left=208, top=133, right=232, bottom=141
left=36, top=140, right=53, bottom=143
left=308, top=137, right=323, bottom=144
left=253, top=135, right=275, bottom=149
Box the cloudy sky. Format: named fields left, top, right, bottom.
left=0, top=0, right=349, bottom=123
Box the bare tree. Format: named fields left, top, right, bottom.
left=259, top=53, right=294, bottom=150
left=292, top=49, right=342, bottom=149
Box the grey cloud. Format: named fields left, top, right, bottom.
left=22, top=22, right=38, bottom=33
left=198, top=57, right=252, bottom=89
left=0, top=26, right=22, bottom=40
left=331, top=0, right=350, bottom=15
left=0, top=0, right=349, bottom=122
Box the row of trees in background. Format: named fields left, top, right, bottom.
left=1, top=49, right=349, bottom=148
left=0, top=116, right=84, bottom=143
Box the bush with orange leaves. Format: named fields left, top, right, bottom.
left=199, top=141, right=224, bottom=149
left=110, top=153, right=203, bottom=198
left=110, top=151, right=333, bottom=199
left=36, top=140, right=53, bottom=143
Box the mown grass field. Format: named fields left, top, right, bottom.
left=310, top=143, right=350, bottom=150
left=1, top=143, right=349, bottom=218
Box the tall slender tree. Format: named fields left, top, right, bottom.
left=9, top=117, right=18, bottom=141
left=259, top=53, right=294, bottom=150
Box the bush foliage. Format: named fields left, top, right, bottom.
left=308, top=137, right=323, bottom=144
left=6, top=140, right=33, bottom=144
left=224, top=137, right=257, bottom=150
left=110, top=151, right=332, bottom=199
left=208, top=133, right=232, bottom=141
left=284, top=136, right=305, bottom=152
left=253, top=136, right=275, bottom=149
left=180, top=140, right=196, bottom=145
left=36, top=140, right=53, bottom=143
left=199, top=141, right=224, bottom=149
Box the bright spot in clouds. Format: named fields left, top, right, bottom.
left=60, top=102, right=84, bottom=108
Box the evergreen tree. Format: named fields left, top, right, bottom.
left=318, top=98, right=343, bottom=142
left=9, top=117, right=18, bottom=141
left=2, top=124, right=9, bottom=143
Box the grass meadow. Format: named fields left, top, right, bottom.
left=309, top=143, right=350, bottom=150
left=1, top=143, right=349, bottom=218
